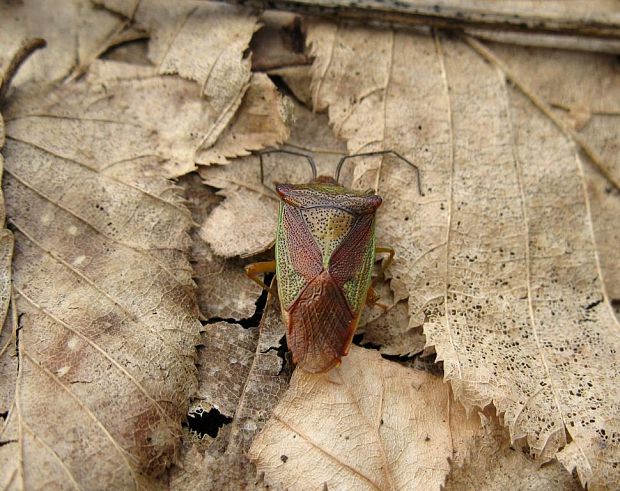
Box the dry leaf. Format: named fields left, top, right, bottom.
left=99, top=0, right=259, bottom=152
left=181, top=173, right=263, bottom=320
left=251, top=12, right=308, bottom=71
left=170, top=445, right=271, bottom=491
left=223, top=294, right=290, bottom=455
left=171, top=293, right=289, bottom=489
left=5, top=58, right=251, bottom=177
left=195, top=73, right=291, bottom=166
left=308, top=22, right=620, bottom=488
left=483, top=43, right=620, bottom=302
left=0, top=61, right=201, bottom=489
left=0, top=0, right=125, bottom=85
left=250, top=346, right=480, bottom=490
left=444, top=414, right=582, bottom=490
left=0, top=109, right=15, bottom=417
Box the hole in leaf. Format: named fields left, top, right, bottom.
left=185, top=407, right=232, bottom=439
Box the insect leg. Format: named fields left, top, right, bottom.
left=335, top=150, right=423, bottom=195
left=258, top=150, right=317, bottom=191
left=366, top=286, right=389, bottom=312
left=244, top=260, right=277, bottom=293
left=375, top=246, right=395, bottom=276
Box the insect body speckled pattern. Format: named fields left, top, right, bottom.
left=245, top=150, right=421, bottom=373
left=275, top=180, right=381, bottom=372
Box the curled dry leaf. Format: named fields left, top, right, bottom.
left=99, top=0, right=259, bottom=152
left=0, top=0, right=125, bottom=85
left=250, top=346, right=481, bottom=491
left=308, top=22, right=620, bottom=488
left=443, top=414, right=581, bottom=491
left=200, top=154, right=280, bottom=258
left=0, top=63, right=202, bottom=488
left=195, top=73, right=291, bottom=166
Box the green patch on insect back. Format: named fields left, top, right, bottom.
left=275, top=204, right=308, bottom=309
left=341, top=232, right=375, bottom=312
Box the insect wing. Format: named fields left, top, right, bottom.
left=275, top=186, right=379, bottom=372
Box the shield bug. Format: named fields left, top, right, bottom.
left=245, top=150, right=422, bottom=373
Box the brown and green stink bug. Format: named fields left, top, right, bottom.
left=245, top=150, right=422, bottom=373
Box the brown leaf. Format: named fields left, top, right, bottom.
left=99, top=0, right=259, bottom=151
left=0, top=0, right=125, bottom=85
left=171, top=293, right=289, bottom=489
left=308, top=22, right=620, bottom=488
left=0, top=90, right=15, bottom=422
left=0, top=64, right=201, bottom=488
left=250, top=346, right=481, bottom=490
left=444, top=414, right=582, bottom=491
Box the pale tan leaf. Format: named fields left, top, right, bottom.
left=0, top=64, right=201, bottom=490
left=250, top=346, right=481, bottom=491
left=482, top=43, right=620, bottom=301
left=444, top=414, right=582, bottom=491
left=308, top=22, right=620, bottom=489
left=585, top=166, right=620, bottom=304
left=99, top=0, right=259, bottom=151
left=0, top=0, right=125, bottom=85
left=200, top=154, right=280, bottom=258
left=195, top=73, right=291, bottom=166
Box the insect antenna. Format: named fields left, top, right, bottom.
left=258, top=150, right=317, bottom=191
left=335, top=150, right=423, bottom=196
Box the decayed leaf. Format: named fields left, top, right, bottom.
left=99, top=0, right=259, bottom=152
left=171, top=293, right=289, bottom=490
left=200, top=98, right=346, bottom=257
left=0, top=61, right=201, bottom=489
left=250, top=346, right=480, bottom=490
left=205, top=296, right=289, bottom=454
left=170, top=445, right=271, bottom=491
left=0, top=0, right=125, bottom=85
left=308, top=22, right=620, bottom=488
left=443, top=414, right=582, bottom=491
left=195, top=73, right=291, bottom=166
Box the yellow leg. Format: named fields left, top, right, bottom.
left=366, top=286, right=388, bottom=312
left=244, top=260, right=277, bottom=292
left=375, top=246, right=395, bottom=276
